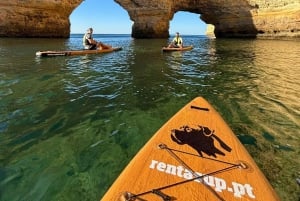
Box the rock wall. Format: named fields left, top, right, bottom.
left=205, top=24, right=215, bottom=38
left=116, top=0, right=300, bottom=38
left=206, top=0, right=300, bottom=38
left=0, top=0, right=299, bottom=38
left=0, top=1, right=82, bottom=37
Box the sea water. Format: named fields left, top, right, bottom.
left=0, top=34, right=299, bottom=201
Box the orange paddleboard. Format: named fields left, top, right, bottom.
left=35, top=47, right=122, bottom=57
left=101, top=97, right=280, bottom=201
left=162, top=45, right=193, bottom=52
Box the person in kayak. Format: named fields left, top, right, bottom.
left=82, top=28, right=111, bottom=50
left=168, top=32, right=183, bottom=48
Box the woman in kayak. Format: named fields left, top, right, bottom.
left=82, top=28, right=111, bottom=50
left=168, top=32, right=183, bottom=48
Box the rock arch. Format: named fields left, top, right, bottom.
left=0, top=0, right=299, bottom=38
left=116, top=0, right=300, bottom=38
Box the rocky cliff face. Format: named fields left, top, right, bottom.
left=0, top=1, right=82, bottom=37
left=205, top=24, right=215, bottom=38
left=116, top=0, right=300, bottom=38
left=0, top=0, right=299, bottom=38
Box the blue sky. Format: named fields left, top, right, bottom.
left=70, top=0, right=207, bottom=35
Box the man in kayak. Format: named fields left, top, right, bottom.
left=168, top=32, right=183, bottom=48
left=82, top=28, right=111, bottom=50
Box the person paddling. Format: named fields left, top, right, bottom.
left=168, top=32, right=183, bottom=48
left=82, top=28, right=111, bottom=50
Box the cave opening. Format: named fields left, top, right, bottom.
left=169, top=11, right=207, bottom=36
left=69, top=0, right=132, bottom=34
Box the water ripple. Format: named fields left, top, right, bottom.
left=0, top=36, right=299, bottom=201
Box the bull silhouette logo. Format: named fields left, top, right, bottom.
left=171, top=125, right=232, bottom=158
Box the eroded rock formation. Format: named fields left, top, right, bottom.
left=0, top=0, right=82, bottom=37
left=0, top=0, right=299, bottom=38
left=205, top=24, right=215, bottom=38
left=116, top=0, right=300, bottom=38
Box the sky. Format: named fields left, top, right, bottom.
left=70, top=0, right=207, bottom=35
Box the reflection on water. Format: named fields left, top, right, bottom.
left=0, top=35, right=299, bottom=201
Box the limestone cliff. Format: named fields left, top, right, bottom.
left=116, top=0, right=300, bottom=38
left=0, top=1, right=82, bottom=37
left=205, top=24, right=215, bottom=38
left=0, top=0, right=299, bottom=38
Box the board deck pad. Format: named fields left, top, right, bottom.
left=101, top=97, right=280, bottom=201
left=35, top=47, right=122, bottom=57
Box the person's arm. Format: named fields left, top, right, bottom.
left=86, top=33, right=97, bottom=45
left=88, top=38, right=97, bottom=45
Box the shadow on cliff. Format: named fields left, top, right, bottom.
left=200, top=0, right=260, bottom=38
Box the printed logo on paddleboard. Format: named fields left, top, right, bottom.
left=149, top=159, right=256, bottom=199
left=171, top=125, right=232, bottom=158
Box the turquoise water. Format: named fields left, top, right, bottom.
left=0, top=34, right=299, bottom=201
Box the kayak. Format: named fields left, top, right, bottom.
left=35, top=47, right=122, bottom=57
left=162, top=45, right=193, bottom=52
left=101, top=97, right=280, bottom=201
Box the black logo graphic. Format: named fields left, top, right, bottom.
left=171, top=125, right=232, bottom=158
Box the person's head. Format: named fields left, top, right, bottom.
left=87, top=28, right=93, bottom=33
left=176, top=32, right=180, bottom=37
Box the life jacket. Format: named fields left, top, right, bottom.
left=82, top=33, right=92, bottom=46
left=173, top=36, right=182, bottom=45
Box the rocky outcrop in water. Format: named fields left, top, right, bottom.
left=0, top=0, right=299, bottom=38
